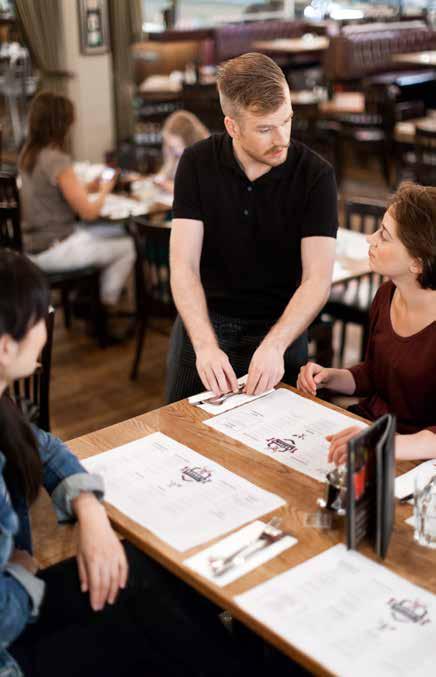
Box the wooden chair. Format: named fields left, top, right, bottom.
left=325, top=199, right=385, bottom=366
left=0, top=170, right=21, bottom=250
left=128, top=214, right=175, bottom=380
left=9, top=307, right=55, bottom=431
left=0, top=171, right=108, bottom=346
left=414, top=125, right=436, bottom=186
left=336, top=84, right=397, bottom=188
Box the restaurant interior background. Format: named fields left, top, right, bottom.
left=1, top=0, right=436, bottom=440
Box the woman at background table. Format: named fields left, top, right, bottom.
left=153, top=109, right=209, bottom=195
left=297, top=182, right=436, bottom=464
left=0, top=250, right=255, bottom=677
left=19, top=91, right=134, bottom=307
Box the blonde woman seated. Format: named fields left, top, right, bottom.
left=153, top=110, right=209, bottom=195
left=297, top=183, right=436, bottom=465
left=19, top=91, right=134, bottom=307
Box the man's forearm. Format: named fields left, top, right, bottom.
left=263, top=277, right=331, bottom=352
left=396, top=430, right=436, bottom=461
left=171, top=266, right=217, bottom=351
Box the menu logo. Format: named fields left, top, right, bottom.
left=388, top=598, right=431, bottom=626
left=181, top=466, right=212, bottom=483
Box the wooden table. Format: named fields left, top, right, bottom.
left=253, top=36, right=329, bottom=57
left=391, top=51, right=436, bottom=69
left=31, top=386, right=433, bottom=676
left=394, top=116, right=436, bottom=144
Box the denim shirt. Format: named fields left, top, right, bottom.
left=0, top=427, right=103, bottom=676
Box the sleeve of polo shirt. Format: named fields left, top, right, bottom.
left=172, top=148, right=203, bottom=221
left=302, top=166, right=338, bottom=239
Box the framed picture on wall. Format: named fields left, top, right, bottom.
left=78, top=0, right=110, bottom=55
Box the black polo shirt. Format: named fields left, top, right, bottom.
left=173, top=132, right=338, bottom=321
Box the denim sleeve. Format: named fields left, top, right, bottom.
left=33, top=427, right=104, bottom=522
left=0, top=572, right=35, bottom=649
left=0, top=467, right=42, bottom=649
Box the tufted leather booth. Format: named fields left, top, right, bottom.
left=212, top=19, right=310, bottom=64
left=324, top=21, right=436, bottom=83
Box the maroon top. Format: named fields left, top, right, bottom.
left=349, top=281, right=436, bottom=435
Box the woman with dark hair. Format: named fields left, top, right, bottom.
left=297, top=182, right=436, bottom=464
left=19, top=91, right=134, bottom=307
left=0, top=250, right=250, bottom=677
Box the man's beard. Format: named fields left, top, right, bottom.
left=243, top=142, right=290, bottom=167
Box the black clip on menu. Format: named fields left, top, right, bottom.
left=346, top=413, right=396, bottom=559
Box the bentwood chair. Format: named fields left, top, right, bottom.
left=128, top=214, right=175, bottom=380
left=325, top=199, right=385, bottom=366
left=0, top=170, right=21, bottom=250
left=414, top=125, right=436, bottom=186
left=9, top=307, right=55, bottom=431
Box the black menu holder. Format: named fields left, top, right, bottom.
left=346, top=414, right=396, bottom=559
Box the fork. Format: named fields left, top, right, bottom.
left=209, top=517, right=282, bottom=576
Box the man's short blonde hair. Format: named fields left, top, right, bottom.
left=216, top=52, right=288, bottom=117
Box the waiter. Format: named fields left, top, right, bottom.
left=166, top=52, right=338, bottom=402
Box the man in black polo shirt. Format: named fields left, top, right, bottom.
left=166, top=52, right=337, bottom=403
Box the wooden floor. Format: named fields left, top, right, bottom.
left=50, top=316, right=171, bottom=441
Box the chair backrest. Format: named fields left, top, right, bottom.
left=414, top=125, right=436, bottom=186
left=0, top=171, right=22, bottom=251
left=128, top=214, right=175, bottom=318
left=344, top=198, right=385, bottom=234
left=10, top=307, right=55, bottom=432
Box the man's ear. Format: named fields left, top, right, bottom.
left=224, top=115, right=238, bottom=140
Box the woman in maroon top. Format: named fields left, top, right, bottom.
left=297, top=182, right=436, bottom=464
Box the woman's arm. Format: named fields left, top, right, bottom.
left=0, top=471, right=44, bottom=646
left=395, top=430, right=436, bottom=461
left=34, top=427, right=127, bottom=610
left=327, top=427, right=436, bottom=465
left=297, top=362, right=356, bottom=397
left=73, top=493, right=128, bottom=611
left=57, top=166, right=115, bottom=222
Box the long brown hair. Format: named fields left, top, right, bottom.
left=389, top=182, right=436, bottom=290
left=19, top=91, right=75, bottom=174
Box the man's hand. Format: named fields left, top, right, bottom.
left=326, top=426, right=362, bottom=465
left=297, top=362, right=331, bottom=396
left=9, top=549, right=39, bottom=575
left=196, top=345, right=238, bottom=396
left=74, top=493, right=128, bottom=612
left=245, top=341, right=284, bottom=395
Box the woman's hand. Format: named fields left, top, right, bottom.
left=297, top=362, right=331, bottom=396
left=73, top=493, right=128, bottom=611
left=86, top=177, right=101, bottom=193
left=326, top=426, right=362, bottom=465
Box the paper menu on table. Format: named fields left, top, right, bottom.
left=395, top=459, right=436, bottom=499
left=184, top=520, right=297, bottom=587
left=82, top=432, right=285, bottom=552
left=205, top=388, right=366, bottom=482
left=236, top=544, right=436, bottom=677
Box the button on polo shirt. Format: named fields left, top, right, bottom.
left=173, top=133, right=338, bottom=321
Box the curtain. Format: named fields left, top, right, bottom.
left=108, top=0, right=143, bottom=142
left=15, top=0, right=70, bottom=94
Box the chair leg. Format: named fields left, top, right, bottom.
left=130, top=317, right=147, bottom=380
left=61, top=287, right=72, bottom=329
left=90, top=275, right=108, bottom=348
left=338, top=322, right=347, bottom=368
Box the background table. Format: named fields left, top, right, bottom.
left=31, top=386, right=433, bottom=676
